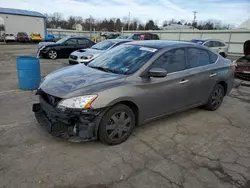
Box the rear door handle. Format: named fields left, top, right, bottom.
left=179, top=79, right=189, bottom=84
left=210, top=73, right=217, bottom=77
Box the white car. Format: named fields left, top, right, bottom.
left=3, top=34, right=16, bottom=42
left=191, top=38, right=229, bottom=57
left=69, top=39, right=131, bottom=65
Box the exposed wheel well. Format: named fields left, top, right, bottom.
left=217, top=81, right=227, bottom=96
left=219, top=52, right=226, bottom=57
left=115, top=101, right=139, bottom=126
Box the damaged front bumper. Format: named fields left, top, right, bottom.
left=32, top=96, right=105, bottom=142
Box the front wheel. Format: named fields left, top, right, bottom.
left=204, top=84, right=225, bottom=111
left=98, top=104, right=135, bottom=145
left=47, top=50, right=58, bottom=59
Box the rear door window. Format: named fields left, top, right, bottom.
left=144, top=34, right=151, bottom=40
left=65, top=39, right=77, bottom=45
left=209, top=51, right=218, bottom=63
left=218, top=41, right=225, bottom=47
left=152, top=34, right=159, bottom=40
left=212, top=41, right=221, bottom=47
left=78, top=38, right=90, bottom=45
left=152, top=49, right=186, bottom=73
left=186, top=48, right=211, bottom=68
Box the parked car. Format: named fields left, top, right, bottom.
left=105, top=33, right=121, bottom=39
left=234, top=40, right=250, bottom=80
left=33, top=40, right=234, bottom=145
left=116, top=35, right=131, bottom=39
left=3, top=33, right=16, bottom=42
left=30, top=33, right=42, bottom=42
left=129, top=33, right=160, bottom=40
left=191, top=38, right=228, bottom=57
left=69, top=39, right=132, bottom=65
left=16, top=32, right=29, bottom=42
left=45, top=33, right=56, bottom=42
left=37, top=36, right=95, bottom=59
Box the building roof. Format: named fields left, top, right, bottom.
left=0, top=7, right=45, bottom=18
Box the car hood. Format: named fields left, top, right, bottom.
left=71, top=48, right=105, bottom=57
left=38, top=42, right=56, bottom=48
left=40, top=64, right=127, bottom=98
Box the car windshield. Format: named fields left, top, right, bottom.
left=88, top=44, right=156, bottom=75
left=56, top=37, right=70, bottom=44
left=18, top=33, right=27, bottom=36
left=91, top=41, right=115, bottom=50
left=191, top=39, right=205, bottom=44
left=116, top=36, right=129, bottom=39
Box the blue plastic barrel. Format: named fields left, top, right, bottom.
left=16, top=56, right=41, bottom=90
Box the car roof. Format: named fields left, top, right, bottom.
left=127, top=40, right=201, bottom=49
left=133, top=33, right=157, bottom=35
left=106, top=39, right=132, bottom=43
left=192, top=38, right=224, bottom=42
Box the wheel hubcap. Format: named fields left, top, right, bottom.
left=49, top=51, right=57, bottom=59
left=106, top=112, right=131, bottom=140
left=211, top=88, right=223, bottom=108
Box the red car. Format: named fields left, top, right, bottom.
left=16, top=32, right=29, bottom=42
left=130, top=33, right=159, bottom=41
left=234, top=40, right=250, bottom=80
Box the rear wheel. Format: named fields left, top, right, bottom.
left=204, top=84, right=225, bottom=111
left=48, top=50, right=58, bottom=59
left=98, top=104, right=135, bottom=145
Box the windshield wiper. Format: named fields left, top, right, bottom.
left=89, top=66, right=114, bottom=73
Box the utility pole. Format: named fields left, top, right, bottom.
left=192, top=11, right=197, bottom=23
left=192, top=11, right=197, bottom=30
left=89, top=15, right=92, bottom=38
left=128, top=12, right=130, bottom=31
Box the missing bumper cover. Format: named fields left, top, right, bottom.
left=33, top=102, right=101, bottom=141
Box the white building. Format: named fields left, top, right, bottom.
left=72, top=24, right=83, bottom=31
left=0, top=7, right=46, bottom=37
left=162, top=24, right=198, bottom=30
left=237, top=19, right=250, bottom=30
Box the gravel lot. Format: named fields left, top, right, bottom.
left=0, top=44, right=250, bottom=188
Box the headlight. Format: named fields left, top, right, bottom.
left=81, top=55, right=93, bottom=59
left=57, top=95, right=97, bottom=109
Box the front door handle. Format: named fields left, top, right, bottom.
left=210, top=73, right=217, bottom=77
left=179, top=79, right=189, bottom=84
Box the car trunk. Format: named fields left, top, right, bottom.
left=234, top=40, right=250, bottom=79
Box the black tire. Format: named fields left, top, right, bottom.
left=219, top=52, right=226, bottom=58
left=204, top=84, right=225, bottom=111
left=98, top=104, right=135, bottom=145
left=47, top=50, right=58, bottom=59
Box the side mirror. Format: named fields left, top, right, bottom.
left=148, top=68, right=167, bottom=78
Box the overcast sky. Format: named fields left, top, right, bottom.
left=1, top=0, right=249, bottom=26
